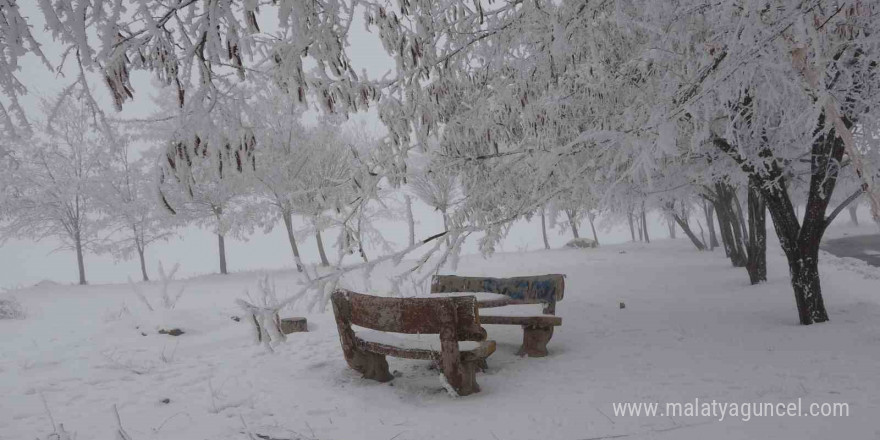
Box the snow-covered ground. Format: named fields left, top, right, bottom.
left=2, top=236, right=880, bottom=440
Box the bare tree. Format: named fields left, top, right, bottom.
left=1, top=97, right=103, bottom=284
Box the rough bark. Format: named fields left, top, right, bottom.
left=565, top=209, right=580, bottom=239
left=640, top=206, right=650, bottom=243
left=217, top=233, right=228, bottom=275
left=746, top=183, right=767, bottom=284
left=588, top=212, right=599, bottom=245
left=315, top=228, right=330, bottom=267
left=74, top=231, right=87, bottom=285
left=441, top=209, right=451, bottom=246
left=714, top=183, right=747, bottom=267
left=703, top=199, right=719, bottom=250
left=282, top=211, right=304, bottom=272
left=672, top=212, right=706, bottom=251
left=627, top=212, right=636, bottom=242
left=356, top=216, right=369, bottom=263
left=137, top=244, right=149, bottom=282
left=714, top=111, right=847, bottom=324
left=540, top=207, right=550, bottom=250
left=405, top=195, right=415, bottom=246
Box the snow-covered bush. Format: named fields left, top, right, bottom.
left=128, top=262, right=186, bottom=312
left=565, top=238, right=598, bottom=249
left=237, top=275, right=287, bottom=351
left=0, top=297, right=25, bottom=319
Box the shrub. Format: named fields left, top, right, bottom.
left=0, top=297, right=25, bottom=319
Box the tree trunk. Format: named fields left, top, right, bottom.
left=566, top=210, right=580, bottom=239
left=716, top=202, right=734, bottom=258
left=540, top=207, right=550, bottom=250
left=588, top=212, right=599, bottom=245
left=789, top=249, right=827, bottom=324
left=405, top=195, right=415, bottom=246
left=627, top=212, right=636, bottom=242
left=672, top=214, right=706, bottom=251
left=714, top=183, right=747, bottom=267
left=218, top=233, right=228, bottom=275
left=74, top=232, right=87, bottom=285
left=780, top=233, right=828, bottom=325
left=848, top=205, right=859, bottom=226
left=668, top=202, right=705, bottom=251
left=441, top=209, right=450, bottom=246
left=746, top=183, right=767, bottom=284
left=733, top=192, right=750, bottom=247
left=703, top=199, right=719, bottom=250
left=640, top=207, right=650, bottom=243
left=637, top=217, right=643, bottom=241
left=667, top=216, right=677, bottom=239
left=713, top=110, right=847, bottom=324
left=137, top=244, right=149, bottom=282
left=315, top=228, right=330, bottom=267
left=357, top=216, right=369, bottom=263
left=282, top=211, right=304, bottom=272
left=728, top=205, right=748, bottom=265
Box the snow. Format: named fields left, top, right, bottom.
left=2, top=239, right=880, bottom=439
left=353, top=327, right=483, bottom=353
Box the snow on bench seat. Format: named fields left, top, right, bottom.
left=353, top=326, right=484, bottom=360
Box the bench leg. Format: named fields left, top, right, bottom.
left=476, top=359, right=489, bottom=372
left=350, top=349, right=393, bottom=382
left=447, top=359, right=481, bottom=396
left=517, top=325, right=554, bottom=357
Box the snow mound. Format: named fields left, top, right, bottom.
left=564, top=237, right=598, bottom=248
left=33, top=279, right=60, bottom=287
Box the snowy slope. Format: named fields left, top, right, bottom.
left=2, top=239, right=879, bottom=440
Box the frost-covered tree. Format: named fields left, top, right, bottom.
left=0, top=96, right=104, bottom=284
left=2, top=1, right=381, bottom=153
left=361, top=0, right=880, bottom=325
left=409, top=165, right=458, bottom=235
left=287, top=123, right=356, bottom=267
left=93, top=134, right=175, bottom=281
left=157, top=120, right=256, bottom=275
left=249, top=85, right=311, bottom=272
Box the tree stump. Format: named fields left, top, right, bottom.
left=279, top=317, right=308, bottom=334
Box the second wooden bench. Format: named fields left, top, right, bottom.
left=431, top=274, right=564, bottom=357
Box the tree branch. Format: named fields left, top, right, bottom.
left=825, top=188, right=865, bottom=226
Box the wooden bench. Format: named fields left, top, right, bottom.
left=330, top=289, right=496, bottom=396
left=431, top=274, right=564, bottom=357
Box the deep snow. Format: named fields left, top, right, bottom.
left=2, top=234, right=880, bottom=440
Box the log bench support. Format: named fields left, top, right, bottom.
left=454, top=358, right=482, bottom=395
left=348, top=348, right=394, bottom=382
left=518, top=325, right=554, bottom=357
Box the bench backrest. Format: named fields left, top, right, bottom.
left=330, top=289, right=486, bottom=342
left=430, top=274, right=565, bottom=314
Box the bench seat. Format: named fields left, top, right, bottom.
left=354, top=328, right=495, bottom=360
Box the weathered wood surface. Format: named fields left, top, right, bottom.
left=480, top=315, right=561, bottom=327
left=518, top=326, right=554, bottom=357
left=279, top=317, right=307, bottom=334
left=344, top=291, right=486, bottom=341
left=431, top=274, right=565, bottom=304
left=330, top=289, right=494, bottom=396
left=430, top=274, right=566, bottom=357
